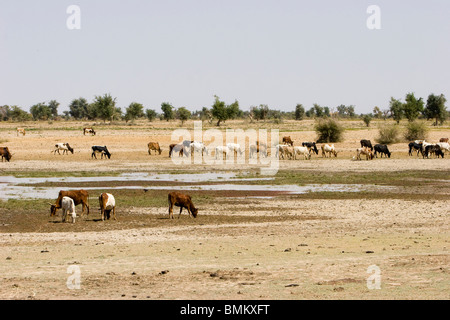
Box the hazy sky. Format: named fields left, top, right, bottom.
left=1, top=0, right=449, bottom=114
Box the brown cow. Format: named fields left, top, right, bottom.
left=282, top=136, right=294, bottom=146
left=16, top=128, right=26, bottom=136
left=148, top=142, right=162, bottom=155
left=98, top=193, right=116, bottom=221
left=0, top=147, right=12, bottom=162
left=168, top=192, right=198, bottom=219
left=356, top=147, right=374, bottom=160
left=49, top=190, right=90, bottom=217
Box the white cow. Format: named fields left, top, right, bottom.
left=226, top=143, right=243, bottom=157
left=437, top=142, right=450, bottom=153
left=249, top=144, right=267, bottom=158
left=321, top=144, right=338, bottom=158
left=215, top=146, right=230, bottom=159
left=190, top=142, right=208, bottom=156
left=52, top=143, right=74, bottom=155
left=293, top=146, right=311, bottom=160
left=61, top=196, right=76, bottom=223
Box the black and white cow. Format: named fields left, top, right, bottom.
left=91, top=146, right=111, bottom=159
left=53, top=143, right=74, bottom=155
left=374, top=144, right=391, bottom=158
left=424, top=144, right=444, bottom=159
left=302, top=142, right=319, bottom=155
left=408, top=142, right=423, bottom=157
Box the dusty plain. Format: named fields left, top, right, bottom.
left=0, top=119, right=449, bottom=300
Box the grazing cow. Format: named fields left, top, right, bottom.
left=408, top=142, right=423, bottom=157
left=249, top=144, right=267, bottom=158
left=91, top=146, right=111, bottom=159
left=169, top=144, right=186, bottom=157
left=282, top=136, right=294, bottom=146
left=215, top=146, right=230, bottom=159
left=16, top=128, right=26, bottom=136
left=302, top=142, right=319, bottom=155
left=61, top=197, right=76, bottom=224
left=439, top=138, right=449, bottom=143
left=190, top=142, right=208, bottom=156
left=147, top=142, right=162, bottom=155
left=0, top=147, right=12, bottom=162
left=49, top=190, right=90, bottom=218
left=282, top=145, right=294, bottom=160
left=356, top=147, right=374, bottom=160
left=168, top=192, right=198, bottom=219
left=99, top=193, right=116, bottom=221
left=256, top=141, right=267, bottom=148
left=321, top=144, right=337, bottom=158
left=226, top=143, right=244, bottom=157
left=374, top=144, right=391, bottom=158
left=275, top=144, right=285, bottom=159
left=424, top=144, right=444, bottom=159
left=83, top=128, right=96, bottom=136
left=53, top=143, right=74, bottom=155
left=360, top=140, right=373, bottom=151
left=293, top=146, right=311, bottom=160
left=437, top=142, right=450, bottom=154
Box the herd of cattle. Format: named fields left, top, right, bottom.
left=1, top=127, right=450, bottom=163
left=46, top=189, right=196, bottom=224
left=1, top=127, right=449, bottom=224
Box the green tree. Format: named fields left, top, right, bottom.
left=92, top=94, right=117, bottom=122
left=362, top=114, right=373, bottom=127
left=1, top=105, right=32, bottom=121
left=211, top=96, right=227, bottom=126
left=250, top=104, right=270, bottom=121
left=48, top=100, right=59, bottom=119
left=177, top=107, right=191, bottom=125
left=113, top=107, right=123, bottom=121
left=424, top=93, right=447, bottom=126
left=30, top=103, right=52, bottom=120
left=389, top=97, right=403, bottom=124
left=315, top=119, right=344, bottom=143
left=69, top=98, right=89, bottom=119
left=313, top=104, right=324, bottom=118
left=125, top=102, right=145, bottom=122
left=295, top=104, right=305, bottom=120
left=200, top=107, right=212, bottom=123
left=372, top=106, right=383, bottom=119
left=161, top=102, right=175, bottom=121
left=146, top=109, right=157, bottom=122
left=403, top=93, right=424, bottom=122
left=336, top=105, right=356, bottom=118
left=226, top=100, right=241, bottom=120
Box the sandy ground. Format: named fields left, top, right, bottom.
left=0, top=121, right=449, bottom=300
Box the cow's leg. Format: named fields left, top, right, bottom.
left=62, top=209, right=66, bottom=223
left=112, top=207, right=116, bottom=220
left=178, top=207, right=183, bottom=219
left=168, top=202, right=174, bottom=219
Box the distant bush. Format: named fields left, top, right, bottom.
left=315, top=119, right=344, bottom=143
left=375, top=124, right=400, bottom=145
left=404, top=121, right=429, bottom=141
